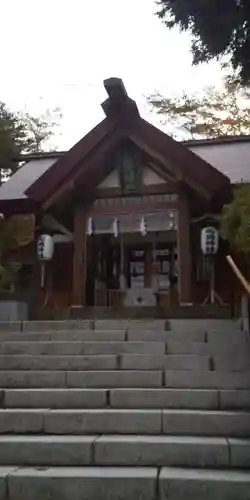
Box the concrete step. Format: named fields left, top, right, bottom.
left=1, top=388, right=218, bottom=410
left=214, top=355, right=250, bottom=372
left=0, top=330, right=127, bottom=342
left=220, top=390, right=250, bottom=410
left=94, top=435, right=231, bottom=467
left=166, top=341, right=249, bottom=356
left=162, top=409, right=250, bottom=437
left=0, top=409, right=162, bottom=434
left=127, top=330, right=206, bottom=342
left=3, top=388, right=250, bottom=411
left=1, top=466, right=157, bottom=500
left=0, top=354, right=212, bottom=372
left=0, top=370, right=163, bottom=388
left=0, top=328, right=246, bottom=344
left=0, top=435, right=97, bottom=466
left=0, top=409, right=250, bottom=436
left=2, top=389, right=108, bottom=409
left=2, top=369, right=250, bottom=389
left=159, top=467, right=250, bottom=500
left=21, top=320, right=94, bottom=332
left=164, top=370, right=250, bottom=389
left=0, top=355, right=118, bottom=371
left=2, top=466, right=250, bottom=500
left=0, top=341, right=166, bottom=355
left=109, top=388, right=219, bottom=410
left=0, top=434, right=238, bottom=468
left=120, top=354, right=211, bottom=371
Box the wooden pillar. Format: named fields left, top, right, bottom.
left=72, top=204, right=87, bottom=306
left=145, top=244, right=152, bottom=287
left=177, top=197, right=192, bottom=304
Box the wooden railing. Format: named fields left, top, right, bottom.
left=226, top=255, right=250, bottom=296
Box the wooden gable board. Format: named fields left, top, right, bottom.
left=23, top=78, right=231, bottom=207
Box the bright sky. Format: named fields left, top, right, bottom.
left=0, top=0, right=224, bottom=149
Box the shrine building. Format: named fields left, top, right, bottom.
left=0, top=78, right=249, bottom=318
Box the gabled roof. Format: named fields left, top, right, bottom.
left=0, top=78, right=231, bottom=212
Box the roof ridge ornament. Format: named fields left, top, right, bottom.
left=102, top=77, right=140, bottom=120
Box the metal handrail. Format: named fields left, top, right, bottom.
left=226, top=255, right=250, bottom=296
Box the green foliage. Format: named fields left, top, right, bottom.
left=0, top=263, right=17, bottom=292
left=0, top=102, right=61, bottom=182
left=0, top=215, right=35, bottom=292
left=221, top=185, right=250, bottom=256
left=156, top=0, right=250, bottom=84
left=148, top=76, right=250, bottom=139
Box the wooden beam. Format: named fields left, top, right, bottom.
left=129, top=134, right=212, bottom=200
left=72, top=204, right=87, bottom=306
left=90, top=200, right=179, bottom=216
left=177, top=196, right=192, bottom=304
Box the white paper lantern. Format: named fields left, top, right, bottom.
left=37, top=234, right=54, bottom=261
left=140, top=216, right=147, bottom=236
left=87, top=217, right=93, bottom=236
left=112, top=218, right=119, bottom=238
left=201, top=227, right=219, bottom=255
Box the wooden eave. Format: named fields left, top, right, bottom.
left=24, top=77, right=231, bottom=207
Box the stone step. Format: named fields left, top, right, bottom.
left=0, top=409, right=250, bottom=436
left=167, top=341, right=249, bottom=356
left=1, top=388, right=218, bottom=410
left=0, top=341, right=166, bottom=355
left=0, top=434, right=242, bottom=468
left=0, top=355, right=118, bottom=371
left=2, top=369, right=250, bottom=389
left=3, top=388, right=250, bottom=411
left=127, top=330, right=206, bottom=342
left=109, top=388, right=219, bottom=410
left=0, top=370, right=163, bottom=388
left=0, top=320, right=93, bottom=333
left=0, top=331, right=127, bottom=342
left=2, top=389, right=108, bottom=409
left=0, top=354, right=211, bottom=371
left=120, top=354, right=211, bottom=371
left=162, top=409, right=250, bottom=437
left=1, top=340, right=247, bottom=358
left=2, top=466, right=250, bottom=500
left=0, top=409, right=162, bottom=434
left=214, top=355, right=250, bottom=372
left=21, top=320, right=94, bottom=332
left=1, top=466, right=157, bottom=500
left=0, top=328, right=246, bottom=345
left=164, top=370, right=250, bottom=389
left=159, top=467, right=250, bottom=500
left=94, top=435, right=232, bottom=467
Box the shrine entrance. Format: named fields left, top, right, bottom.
left=86, top=229, right=178, bottom=309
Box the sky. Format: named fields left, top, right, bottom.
left=0, top=0, right=225, bottom=149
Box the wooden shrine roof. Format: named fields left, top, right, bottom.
left=0, top=78, right=232, bottom=213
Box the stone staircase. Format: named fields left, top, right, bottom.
left=0, top=318, right=250, bottom=499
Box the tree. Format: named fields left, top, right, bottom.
left=0, top=214, right=35, bottom=291
left=156, top=0, right=250, bottom=84
left=0, top=102, right=61, bottom=182
left=147, top=77, right=250, bottom=139
left=221, top=185, right=250, bottom=260
left=0, top=102, right=60, bottom=288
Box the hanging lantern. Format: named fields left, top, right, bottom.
left=87, top=217, right=93, bottom=236
left=169, top=211, right=175, bottom=230
left=112, top=218, right=119, bottom=238
left=140, top=216, right=147, bottom=236
left=37, top=234, right=54, bottom=261
left=201, top=227, right=219, bottom=255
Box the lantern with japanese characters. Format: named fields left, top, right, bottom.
left=201, top=227, right=219, bottom=255
left=37, top=234, right=54, bottom=261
